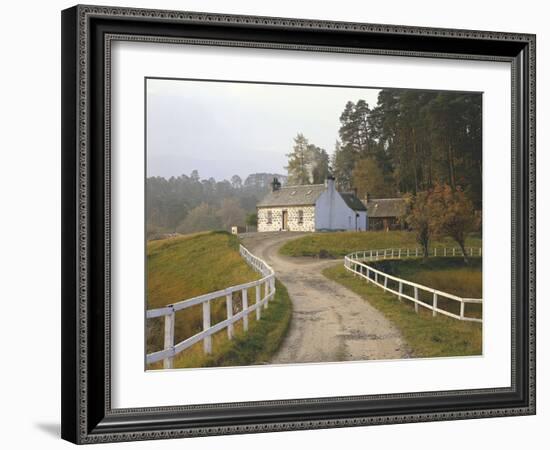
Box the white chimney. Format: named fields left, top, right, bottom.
left=325, top=176, right=335, bottom=192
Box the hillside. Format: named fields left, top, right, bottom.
left=146, top=231, right=291, bottom=369
left=147, top=231, right=259, bottom=309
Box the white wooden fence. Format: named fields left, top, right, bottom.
left=344, top=247, right=482, bottom=323
left=146, top=245, right=276, bottom=369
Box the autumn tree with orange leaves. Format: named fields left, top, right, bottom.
left=429, top=184, right=479, bottom=262
left=405, top=191, right=433, bottom=259
left=406, top=184, right=479, bottom=262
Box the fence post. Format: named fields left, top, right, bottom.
left=203, top=301, right=212, bottom=354
left=398, top=281, right=403, bottom=302
left=163, top=310, right=175, bottom=369
left=414, top=286, right=419, bottom=313
left=242, top=288, right=249, bottom=332
left=433, top=292, right=438, bottom=317
left=255, top=284, right=261, bottom=320
left=460, top=301, right=465, bottom=320
left=384, top=275, right=388, bottom=290
left=470, top=247, right=473, bottom=257
left=366, top=267, right=370, bottom=283
left=434, top=247, right=437, bottom=257
left=370, top=250, right=373, bottom=260
left=453, top=248, right=456, bottom=256
left=444, top=247, right=447, bottom=257
left=264, top=281, right=269, bottom=309
left=375, top=271, right=378, bottom=284
left=384, top=249, right=387, bottom=259
left=416, top=248, right=418, bottom=257
left=407, top=248, right=410, bottom=257
left=398, top=248, right=401, bottom=259
left=226, top=293, right=234, bottom=339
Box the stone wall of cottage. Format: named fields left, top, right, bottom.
left=257, top=206, right=315, bottom=232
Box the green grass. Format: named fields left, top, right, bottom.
left=369, top=258, right=482, bottom=319
left=146, top=231, right=291, bottom=369
left=371, top=257, right=482, bottom=297
left=147, top=231, right=256, bottom=308
left=162, top=280, right=292, bottom=369
left=323, top=264, right=482, bottom=358
left=279, top=230, right=482, bottom=258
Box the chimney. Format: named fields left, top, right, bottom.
left=325, top=175, right=335, bottom=192
left=271, top=177, right=281, bottom=192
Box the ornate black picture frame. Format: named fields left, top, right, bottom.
left=61, top=4, right=536, bottom=444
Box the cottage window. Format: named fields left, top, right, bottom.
left=267, top=210, right=272, bottom=224
left=298, top=210, right=304, bottom=224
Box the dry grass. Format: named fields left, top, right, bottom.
left=148, top=280, right=292, bottom=370
left=146, top=231, right=260, bottom=354
left=146, top=231, right=291, bottom=369
left=370, top=258, right=482, bottom=319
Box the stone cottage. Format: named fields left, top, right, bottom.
left=257, top=177, right=367, bottom=232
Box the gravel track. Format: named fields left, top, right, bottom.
left=241, top=232, right=409, bottom=364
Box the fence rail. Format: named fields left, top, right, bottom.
left=344, top=246, right=482, bottom=323
left=146, top=245, right=276, bottom=368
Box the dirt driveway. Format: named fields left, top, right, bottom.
left=241, top=232, right=409, bottom=364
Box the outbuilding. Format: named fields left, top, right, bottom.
left=365, top=197, right=408, bottom=231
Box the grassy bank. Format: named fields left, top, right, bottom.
left=323, top=264, right=482, bottom=357
left=370, top=257, right=482, bottom=319
left=280, top=230, right=482, bottom=258
left=162, top=280, right=292, bottom=369
left=146, top=231, right=292, bottom=369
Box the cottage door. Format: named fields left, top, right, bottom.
left=282, top=210, right=288, bottom=231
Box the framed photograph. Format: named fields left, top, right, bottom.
left=61, top=4, right=536, bottom=444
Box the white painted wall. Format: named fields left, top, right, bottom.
left=315, top=179, right=367, bottom=231
left=357, top=210, right=368, bottom=231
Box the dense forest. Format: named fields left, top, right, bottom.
left=287, top=90, right=482, bottom=207
left=147, top=88, right=482, bottom=237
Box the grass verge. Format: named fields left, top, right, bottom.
left=322, top=264, right=482, bottom=358
left=148, top=279, right=292, bottom=369
left=146, top=231, right=260, bottom=353
left=280, top=230, right=482, bottom=258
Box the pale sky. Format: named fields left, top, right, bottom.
left=146, top=78, right=380, bottom=181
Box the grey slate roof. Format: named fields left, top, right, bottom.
left=257, top=184, right=326, bottom=208
left=366, top=198, right=407, bottom=218
left=340, top=193, right=367, bottom=211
